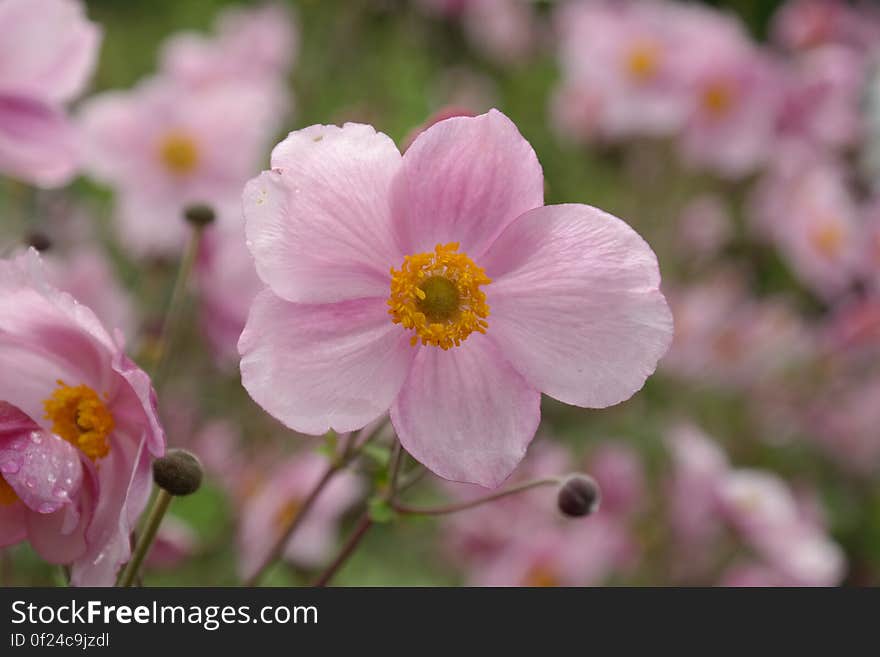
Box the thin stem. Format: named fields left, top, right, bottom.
left=312, top=513, right=373, bottom=587
left=388, top=441, right=405, bottom=496
left=312, top=438, right=403, bottom=587
left=151, top=224, right=204, bottom=386
left=118, top=489, right=173, bottom=587
left=397, top=464, right=428, bottom=494
left=390, top=477, right=561, bottom=516
left=244, top=465, right=338, bottom=586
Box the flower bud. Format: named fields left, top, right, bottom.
left=557, top=474, right=601, bottom=518
left=183, top=203, right=216, bottom=228
left=25, top=231, right=52, bottom=252
left=153, top=449, right=203, bottom=496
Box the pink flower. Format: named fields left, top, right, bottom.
left=0, top=249, right=165, bottom=586
left=0, top=0, right=101, bottom=187
left=553, top=0, right=689, bottom=140
left=675, top=11, right=783, bottom=178
left=675, top=194, right=733, bottom=264
left=239, top=110, right=672, bottom=487
left=663, top=271, right=810, bottom=389
left=776, top=45, right=866, bottom=152
left=771, top=0, right=880, bottom=53
left=664, top=424, right=846, bottom=586
left=159, top=3, right=297, bottom=90
left=750, top=152, right=862, bottom=298
left=587, top=443, right=645, bottom=517
left=43, top=247, right=136, bottom=340
left=78, top=77, right=277, bottom=255
left=237, top=451, right=363, bottom=579
left=195, top=219, right=262, bottom=365
left=664, top=423, right=728, bottom=564
left=443, top=441, right=636, bottom=586
left=145, top=515, right=197, bottom=570
left=718, top=469, right=845, bottom=586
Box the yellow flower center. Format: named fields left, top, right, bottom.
left=43, top=381, right=114, bottom=462
left=810, top=221, right=845, bottom=259
left=701, top=82, right=735, bottom=118
left=625, top=42, right=660, bottom=83
left=0, top=476, right=18, bottom=506
left=158, top=131, right=200, bottom=176
left=523, top=564, right=560, bottom=588
left=388, top=243, right=491, bottom=350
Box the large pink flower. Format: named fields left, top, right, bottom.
left=0, top=249, right=165, bottom=585
left=0, top=0, right=101, bottom=187
left=239, top=110, right=672, bottom=487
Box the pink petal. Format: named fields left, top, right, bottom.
left=70, top=435, right=152, bottom=586
left=391, top=109, right=543, bottom=258
left=244, top=123, right=403, bottom=303
left=0, top=0, right=101, bottom=103
left=239, top=291, right=415, bottom=434
left=390, top=334, right=541, bottom=488
left=0, top=427, right=83, bottom=515
left=26, top=472, right=93, bottom=565
left=0, top=250, right=117, bottom=424
left=109, top=352, right=166, bottom=458
left=0, top=94, right=78, bottom=188
left=482, top=204, right=673, bottom=408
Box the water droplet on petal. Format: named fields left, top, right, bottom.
left=38, top=502, right=60, bottom=514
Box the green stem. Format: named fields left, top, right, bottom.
left=390, top=477, right=561, bottom=516
left=118, top=489, right=172, bottom=587
left=312, top=513, right=373, bottom=587
left=151, top=224, right=204, bottom=386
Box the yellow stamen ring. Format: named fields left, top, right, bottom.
left=43, top=381, right=114, bottom=462
left=388, top=243, right=491, bottom=350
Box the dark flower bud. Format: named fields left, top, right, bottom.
left=557, top=474, right=601, bottom=518
left=153, top=449, right=203, bottom=496
left=25, top=231, right=52, bottom=252
left=183, top=203, right=216, bottom=228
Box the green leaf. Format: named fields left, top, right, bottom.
left=367, top=496, right=395, bottom=523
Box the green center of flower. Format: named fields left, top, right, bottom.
left=416, top=275, right=461, bottom=323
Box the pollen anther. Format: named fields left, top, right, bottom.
left=43, top=381, right=114, bottom=461
left=388, top=243, right=491, bottom=350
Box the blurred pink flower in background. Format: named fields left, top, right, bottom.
left=145, top=514, right=198, bottom=570
left=43, top=248, right=136, bottom=341
left=665, top=424, right=845, bottom=586
left=674, top=8, right=782, bottom=178
left=718, top=469, right=845, bottom=586
left=160, top=3, right=297, bottom=90
left=78, top=3, right=296, bottom=256
left=417, top=0, right=535, bottom=64
left=776, top=45, right=866, bottom=152
left=195, top=220, right=262, bottom=365
left=443, top=441, right=639, bottom=586
left=663, top=271, right=809, bottom=389
left=78, top=77, right=277, bottom=256
left=554, top=0, right=688, bottom=140
left=0, top=0, right=101, bottom=187
left=237, top=451, right=363, bottom=580
left=675, top=195, right=734, bottom=264
left=771, top=0, right=880, bottom=53
left=750, top=152, right=862, bottom=299
left=0, top=249, right=165, bottom=586
left=239, top=109, right=672, bottom=487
